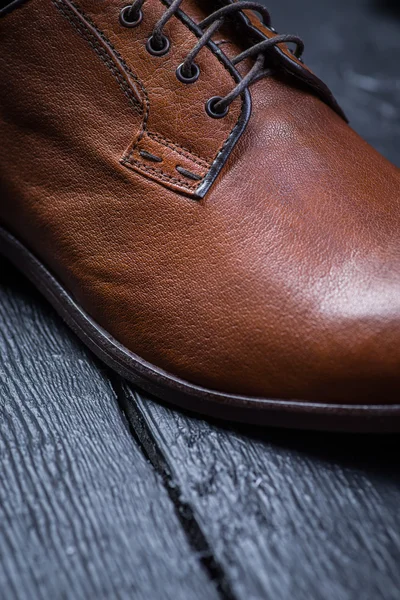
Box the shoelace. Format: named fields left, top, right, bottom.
left=119, top=0, right=305, bottom=117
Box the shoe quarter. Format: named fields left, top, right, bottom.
left=53, top=0, right=249, bottom=197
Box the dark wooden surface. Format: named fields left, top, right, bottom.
left=1, top=0, right=399, bottom=599
left=0, top=268, right=219, bottom=600
left=125, top=389, right=400, bottom=600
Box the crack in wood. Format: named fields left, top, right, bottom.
left=110, top=377, right=238, bottom=600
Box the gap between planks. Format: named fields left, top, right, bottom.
left=111, top=376, right=238, bottom=600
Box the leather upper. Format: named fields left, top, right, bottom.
left=1, top=0, right=400, bottom=404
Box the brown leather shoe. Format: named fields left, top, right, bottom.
left=1, top=0, right=400, bottom=431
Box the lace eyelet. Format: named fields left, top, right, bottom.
left=205, top=96, right=229, bottom=119
left=119, top=5, right=143, bottom=28
left=146, top=34, right=170, bottom=56
left=176, top=62, right=200, bottom=84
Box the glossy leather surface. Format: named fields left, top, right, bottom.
left=1, top=0, right=400, bottom=404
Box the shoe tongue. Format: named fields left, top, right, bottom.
left=177, top=0, right=305, bottom=77
left=181, top=0, right=251, bottom=61
left=178, top=0, right=347, bottom=122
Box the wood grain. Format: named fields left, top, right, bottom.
left=0, top=262, right=219, bottom=600
left=126, top=390, right=400, bottom=600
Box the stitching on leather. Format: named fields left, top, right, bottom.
left=147, top=132, right=211, bottom=168
left=122, top=157, right=198, bottom=190
left=69, top=1, right=152, bottom=145
left=54, top=0, right=243, bottom=193
left=78, top=0, right=239, bottom=175
left=129, top=130, right=209, bottom=187
left=66, top=0, right=211, bottom=168
left=125, top=141, right=206, bottom=191
left=52, top=0, right=143, bottom=116
left=61, top=0, right=206, bottom=179
left=171, top=5, right=244, bottom=165
left=59, top=0, right=152, bottom=146
left=212, top=103, right=243, bottom=167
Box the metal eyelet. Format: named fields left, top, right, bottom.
left=119, top=5, right=143, bottom=28
left=205, top=96, right=229, bottom=119
left=146, top=34, right=170, bottom=56
left=176, top=62, right=200, bottom=84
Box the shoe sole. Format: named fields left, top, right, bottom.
left=0, top=223, right=399, bottom=432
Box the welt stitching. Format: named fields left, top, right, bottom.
left=122, top=157, right=198, bottom=189
left=52, top=0, right=143, bottom=116
left=147, top=132, right=211, bottom=168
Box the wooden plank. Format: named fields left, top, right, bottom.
left=125, top=390, right=400, bottom=600
left=0, top=260, right=219, bottom=600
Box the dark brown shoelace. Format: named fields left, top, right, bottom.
left=119, top=0, right=304, bottom=118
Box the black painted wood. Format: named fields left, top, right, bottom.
left=125, top=390, right=400, bottom=600
left=0, top=264, right=219, bottom=600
